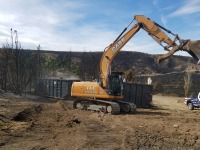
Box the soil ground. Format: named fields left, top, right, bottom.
left=0, top=93, right=200, bottom=150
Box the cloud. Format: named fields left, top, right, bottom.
left=152, top=0, right=168, bottom=27
left=0, top=0, right=129, bottom=52
left=169, top=0, right=200, bottom=17
left=161, top=14, right=168, bottom=27
left=0, top=0, right=169, bottom=54
left=0, top=0, right=89, bottom=50
left=153, top=0, right=158, bottom=6
left=0, top=0, right=193, bottom=57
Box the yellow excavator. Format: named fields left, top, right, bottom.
left=71, top=15, right=200, bottom=114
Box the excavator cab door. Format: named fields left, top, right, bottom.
left=108, top=72, right=124, bottom=96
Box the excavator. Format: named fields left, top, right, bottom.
left=71, top=15, right=200, bottom=115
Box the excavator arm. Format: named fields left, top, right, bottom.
left=100, top=15, right=200, bottom=88
left=134, top=15, right=199, bottom=63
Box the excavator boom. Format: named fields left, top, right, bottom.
left=100, top=23, right=141, bottom=88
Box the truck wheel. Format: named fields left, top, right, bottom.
left=188, top=103, right=194, bottom=110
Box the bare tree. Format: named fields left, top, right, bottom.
left=0, top=29, right=47, bottom=95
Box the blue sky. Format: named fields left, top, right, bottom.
left=0, top=0, right=199, bottom=56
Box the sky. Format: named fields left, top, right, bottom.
left=0, top=0, right=199, bottom=56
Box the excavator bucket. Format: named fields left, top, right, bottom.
left=157, top=40, right=200, bottom=64
left=184, top=40, right=200, bottom=63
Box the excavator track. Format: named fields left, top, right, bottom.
left=73, top=98, right=136, bottom=115
left=113, top=100, right=137, bottom=114
left=73, top=98, right=120, bottom=115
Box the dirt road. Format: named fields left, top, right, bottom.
left=1, top=93, right=200, bottom=150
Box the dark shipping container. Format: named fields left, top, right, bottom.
left=35, top=78, right=79, bottom=99
left=123, top=83, right=153, bottom=108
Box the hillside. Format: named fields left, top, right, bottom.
left=1, top=48, right=199, bottom=81
left=40, top=50, right=200, bottom=79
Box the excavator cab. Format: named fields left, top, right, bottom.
left=108, top=72, right=124, bottom=96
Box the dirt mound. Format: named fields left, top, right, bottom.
left=66, top=118, right=81, bottom=128
left=13, top=106, right=42, bottom=122
left=12, top=101, right=69, bottom=122
left=37, top=100, right=69, bottom=111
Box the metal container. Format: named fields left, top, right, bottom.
left=123, top=83, right=153, bottom=108
left=35, top=78, right=80, bottom=99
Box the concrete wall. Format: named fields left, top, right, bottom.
left=133, top=72, right=200, bottom=97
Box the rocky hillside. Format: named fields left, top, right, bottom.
left=43, top=50, right=200, bottom=77
left=2, top=48, right=197, bottom=79
left=1, top=48, right=198, bottom=95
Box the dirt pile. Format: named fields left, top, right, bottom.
left=13, top=106, right=42, bottom=122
